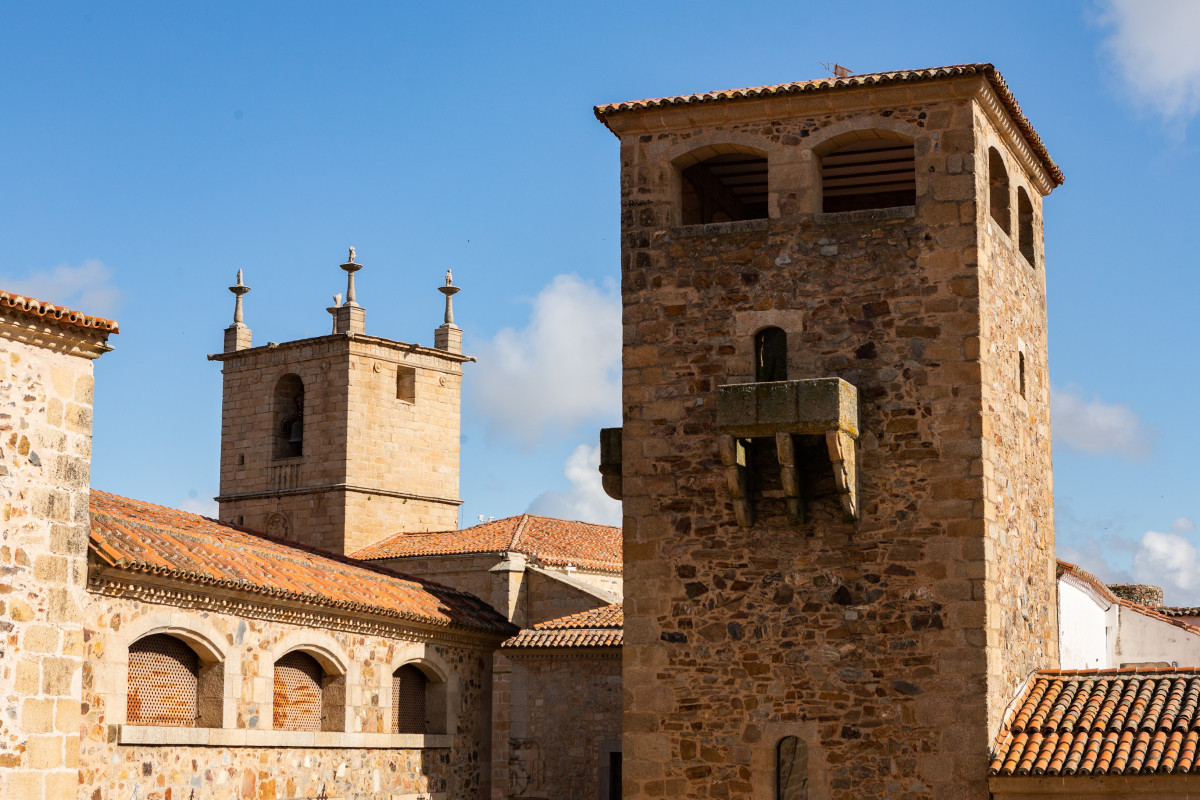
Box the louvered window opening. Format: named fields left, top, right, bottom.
left=274, top=651, right=323, bottom=732
left=681, top=154, right=768, bottom=224
left=393, top=665, right=427, bottom=734
left=822, top=140, right=916, bottom=213
left=128, top=634, right=199, bottom=727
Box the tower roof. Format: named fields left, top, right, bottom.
left=595, top=62, right=1063, bottom=188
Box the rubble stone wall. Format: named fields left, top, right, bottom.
left=0, top=319, right=104, bottom=800
left=79, top=588, right=497, bottom=800
left=610, top=76, right=1058, bottom=800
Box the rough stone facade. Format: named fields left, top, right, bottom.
left=79, top=586, right=497, bottom=800
left=598, top=68, right=1059, bottom=799
left=212, top=331, right=469, bottom=555
left=0, top=296, right=114, bottom=800
left=491, top=650, right=621, bottom=800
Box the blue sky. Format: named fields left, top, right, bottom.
left=4, top=2, right=1200, bottom=599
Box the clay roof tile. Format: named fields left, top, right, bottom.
left=0, top=289, right=119, bottom=333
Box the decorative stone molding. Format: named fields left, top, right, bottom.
left=975, top=83, right=1054, bottom=196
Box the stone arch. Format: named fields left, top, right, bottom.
left=809, top=123, right=918, bottom=214
left=663, top=135, right=776, bottom=225
left=268, top=631, right=354, bottom=732
left=804, top=116, right=922, bottom=154
left=273, top=372, right=305, bottom=459
left=107, top=612, right=236, bottom=729
left=384, top=643, right=458, bottom=736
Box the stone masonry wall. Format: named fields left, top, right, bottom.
left=491, top=651, right=621, bottom=800
left=216, top=335, right=464, bottom=553
left=79, top=587, right=497, bottom=800
left=0, top=326, right=101, bottom=800
left=974, top=108, right=1058, bottom=734
left=611, top=77, right=1058, bottom=800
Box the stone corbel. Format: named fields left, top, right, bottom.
left=598, top=427, right=623, bottom=501
left=775, top=432, right=805, bottom=524
left=826, top=429, right=858, bottom=522
left=718, top=436, right=754, bottom=527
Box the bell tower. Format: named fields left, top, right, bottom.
left=597, top=64, right=1062, bottom=798
left=210, top=249, right=470, bottom=555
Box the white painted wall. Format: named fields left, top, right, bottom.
left=1115, top=607, right=1200, bottom=667
left=1058, top=579, right=1113, bottom=669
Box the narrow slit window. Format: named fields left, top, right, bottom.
left=397, top=365, right=417, bottom=403
left=1019, top=352, right=1026, bottom=399
left=680, top=153, right=768, bottom=225
left=755, top=327, right=787, bottom=382
left=821, top=138, right=915, bottom=213
left=777, top=735, right=807, bottom=799
left=1017, top=187, right=1035, bottom=265
left=989, top=148, right=1011, bottom=234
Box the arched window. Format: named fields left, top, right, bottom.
left=679, top=152, right=768, bottom=225
left=820, top=136, right=915, bottom=213
left=988, top=148, right=1011, bottom=234
left=393, top=664, right=427, bottom=734
left=1017, top=187, right=1035, bottom=265
left=127, top=634, right=222, bottom=728
left=776, top=735, right=807, bottom=799
left=274, top=374, right=304, bottom=459
left=273, top=651, right=345, bottom=732
left=755, top=327, right=787, bottom=382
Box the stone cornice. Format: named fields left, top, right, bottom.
left=215, top=482, right=463, bottom=507
left=88, top=569, right=506, bottom=650
left=974, top=82, right=1054, bottom=196
left=208, top=332, right=473, bottom=366
left=0, top=316, right=113, bottom=359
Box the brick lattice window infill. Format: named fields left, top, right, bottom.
left=392, top=665, right=427, bottom=734
left=273, top=651, right=323, bottom=732
left=127, top=634, right=199, bottom=727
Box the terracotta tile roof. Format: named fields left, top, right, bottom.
left=502, top=603, right=623, bottom=649
left=992, top=668, right=1200, bottom=776
left=351, top=514, right=622, bottom=573
left=1, top=289, right=119, bottom=333
left=1058, top=560, right=1200, bottom=637
left=595, top=63, right=1063, bottom=188
left=88, top=490, right=514, bottom=636
left=1161, top=608, right=1200, bottom=618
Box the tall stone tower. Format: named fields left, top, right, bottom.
left=211, top=251, right=470, bottom=555
left=596, top=64, right=1062, bottom=798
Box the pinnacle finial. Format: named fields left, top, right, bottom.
left=348, top=246, right=356, bottom=264
left=438, top=268, right=461, bottom=326
left=228, top=270, right=251, bottom=325
left=340, top=247, right=362, bottom=307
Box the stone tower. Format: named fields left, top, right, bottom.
left=211, top=251, right=470, bottom=555
left=596, top=64, right=1062, bottom=798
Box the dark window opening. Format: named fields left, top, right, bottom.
left=989, top=148, right=1011, bottom=234
left=821, top=139, right=915, bottom=213
left=680, top=153, right=768, bottom=225
left=392, top=664, right=427, bottom=734
left=755, top=327, right=788, bottom=382
left=777, top=735, right=808, bottom=800
left=237, top=453, right=245, bottom=466
left=1019, top=352, right=1026, bottom=399
left=274, top=373, right=304, bottom=459
left=127, top=634, right=222, bottom=728
left=608, top=751, right=623, bottom=800
left=1017, top=187, right=1035, bottom=266
left=273, top=651, right=344, bottom=732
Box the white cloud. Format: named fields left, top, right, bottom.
left=1097, top=0, right=1200, bottom=129
left=1132, top=518, right=1200, bottom=602
left=179, top=494, right=219, bottom=519
left=526, top=443, right=622, bottom=526
left=6, top=259, right=120, bottom=316
left=472, top=274, right=620, bottom=445
left=1051, top=386, right=1154, bottom=460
